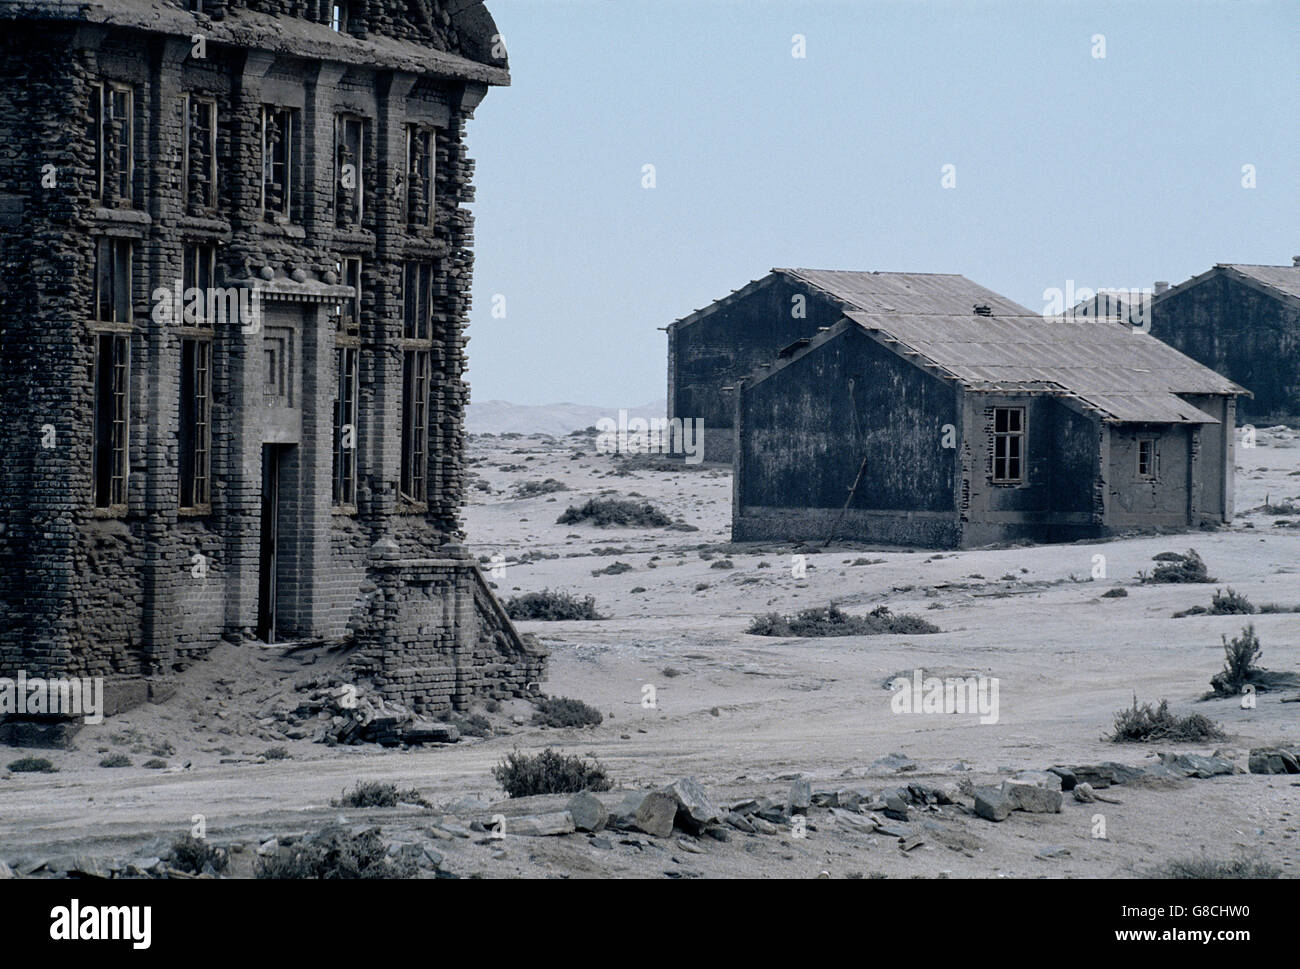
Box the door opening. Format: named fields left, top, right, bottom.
left=257, top=444, right=282, bottom=643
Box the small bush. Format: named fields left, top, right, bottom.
left=556, top=498, right=673, bottom=528
left=1156, top=854, right=1281, bottom=879
left=747, top=604, right=940, bottom=637
left=1210, top=588, right=1254, bottom=614
left=1260, top=501, right=1300, bottom=516
left=1142, top=549, right=1215, bottom=584
left=335, top=781, right=430, bottom=809
left=1210, top=625, right=1263, bottom=696
left=143, top=759, right=168, bottom=769
left=257, top=824, right=413, bottom=879
left=591, top=561, right=633, bottom=576
left=1108, top=697, right=1226, bottom=743
left=99, top=754, right=132, bottom=768
left=1101, top=587, right=1128, bottom=599
left=167, top=834, right=228, bottom=875
left=263, top=746, right=290, bottom=760
left=514, top=478, right=569, bottom=498
left=504, top=589, right=604, bottom=621
left=7, top=756, right=56, bottom=773
left=532, top=696, right=603, bottom=728
left=492, top=748, right=612, bottom=798
left=710, top=559, right=735, bottom=570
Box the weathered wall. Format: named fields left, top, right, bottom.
left=1105, top=426, right=1192, bottom=529
left=669, top=275, right=845, bottom=441
left=959, top=395, right=1103, bottom=546
left=733, top=326, right=961, bottom=546
left=1151, top=274, right=1298, bottom=418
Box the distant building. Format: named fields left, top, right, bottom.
left=733, top=301, right=1248, bottom=548
left=666, top=269, right=1034, bottom=463
left=0, top=0, right=544, bottom=727
left=1150, top=261, right=1300, bottom=419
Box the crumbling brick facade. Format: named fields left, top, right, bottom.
left=0, top=0, right=545, bottom=717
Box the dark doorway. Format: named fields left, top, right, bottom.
left=257, top=444, right=286, bottom=643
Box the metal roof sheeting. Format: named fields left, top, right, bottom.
left=1219, top=264, right=1300, bottom=302
left=778, top=268, right=1038, bottom=316
left=842, top=309, right=1246, bottom=424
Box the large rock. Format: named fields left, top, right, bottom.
left=973, top=786, right=1013, bottom=822
left=1155, top=752, right=1237, bottom=779
left=565, top=792, right=608, bottom=832
left=1001, top=779, right=1062, bottom=814
left=1056, top=763, right=1145, bottom=789
left=662, top=777, right=720, bottom=834
left=1248, top=747, right=1300, bottom=774
left=1009, top=770, right=1062, bottom=791
left=507, top=811, right=575, bottom=837
left=634, top=792, right=679, bottom=838
left=882, top=791, right=910, bottom=821
left=788, top=779, right=812, bottom=815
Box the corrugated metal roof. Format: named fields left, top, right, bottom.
left=1219, top=264, right=1300, bottom=302
left=842, top=309, right=1246, bottom=424
left=779, top=268, right=1037, bottom=316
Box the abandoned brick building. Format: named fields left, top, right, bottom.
left=666, top=268, right=1034, bottom=463
left=0, top=0, right=545, bottom=720
left=731, top=292, right=1249, bottom=548
left=1149, top=260, right=1300, bottom=420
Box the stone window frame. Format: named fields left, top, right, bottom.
left=182, top=93, right=219, bottom=216
left=179, top=242, right=216, bottom=514
left=991, top=405, right=1026, bottom=485
left=91, top=81, right=135, bottom=208
left=91, top=237, right=133, bottom=514
left=260, top=105, right=297, bottom=224
left=398, top=260, right=434, bottom=507
left=404, top=124, right=435, bottom=230
left=1137, top=437, right=1158, bottom=480
left=330, top=0, right=349, bottom=33
left=334, top=114, right=366, bottom=229
left=332, top=256, right=363, bottom=512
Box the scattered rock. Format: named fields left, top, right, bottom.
left=882, top=791, right=910, bottom=821
left=1155, top=752, right=1238, bottom=779
left=871, top=752, right=918, bottom=773
left=749, top=816, right=780, bottom=835
left=509, top=811, right=576, bottom=837
left=1009, top=770, right=1062, bottom=791
left=1035, top=845, right=1071, bottom=860
left=1055, top=762, right=1145, bottom=789
left=724, top=812, right=755, bottom=833
left=1072, top=782, right=1096, bottom=803
left=565, top=792, right=608, bottom=833
left=788, top=778, right=812, bottom=815
left=1248, top=747, right=1300, bottom=774
left=1001, top=779, right=1062, bottom=814
left=662, top=776, right=720, bottom=834
left=973, top=787, right=1013, bottom=822
left=0, top=860, right=13, bottom=879
left=634, top=792, right=679, bottom=838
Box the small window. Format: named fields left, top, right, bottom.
left=91, top=83, right=133, bottom=206
left=405, top=126, right=434, bottom=227
left=335, top=116, right=364, bottom=227
left=399, top=260, right=434, bottom=503
left=1137, top=439, right=1156, bottom=479
left=182, top=243, right=216, bottom=326
left=93, top=332, right=130, bottom=509
left=261, top=107, right=294, bottom=221
left=337, top=256, right=362, bottom=335
left=94, top=238, right=132, bottom=323
left=333, top=346, right=359, bottom=508
left=331, top=1, right=348, bottom=32
left=183, top=95, right=218, bottom=214
left=992, top=406, right=1025, bottom=483
left=179, top=337, right=212, bottom=509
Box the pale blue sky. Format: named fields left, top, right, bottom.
left=465, top=0, right=1298, bottom=406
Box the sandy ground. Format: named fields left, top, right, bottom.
left=2, top=424, right=1299, bottom=879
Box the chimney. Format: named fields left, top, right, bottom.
left=1154, top=281, right=1169, bottom=294
left=1292, top=255, right=1300, bottom=267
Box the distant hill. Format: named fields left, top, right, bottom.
left=466, top=399, right=667, bottom=436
